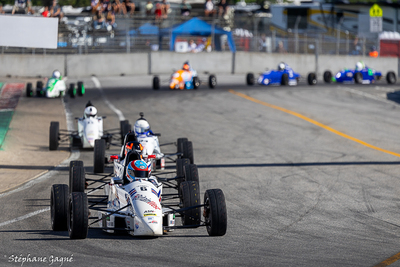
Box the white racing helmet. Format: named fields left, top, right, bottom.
left=278, top=62, right=286, bottom=71
left=52, top=70, right=61, bottom=79
left=84, top=106, right=97, bottom=118
left=134, top=119, right=150, bottom=135
left=355, top=62, right=364, bottom=71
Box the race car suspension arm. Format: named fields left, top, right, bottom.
left=89, top=204, right=131, bottom=226
left=163, top=204, right=206, bottom=225
left=159, top=142, right=175, bottom=147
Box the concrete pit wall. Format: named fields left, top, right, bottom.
left=0, top=54, right=64, bottom=77
left=0, top=53, right=398, bottom=79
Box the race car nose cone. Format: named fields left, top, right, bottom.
left=134, top=217, right=162, bottom=236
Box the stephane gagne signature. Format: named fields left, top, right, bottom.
left=5, top=254, right=73, bottom=266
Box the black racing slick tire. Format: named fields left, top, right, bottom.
left=209, top=75, right=217, bottom=89
left=51, top=184, right=69, bottom=231
left=193, top=77, right=200, bottom=89
left=77, top=81, right=85, bottom=96
left=281, top=73, right=289, bottom=86
left=180, top=181, right=201, bottom=226
left=69, top=83, right=76, bottom=98
left=70, top=165, right=85, bottom=193
left=94, top=139, right=106, bottom=173
left=153, top=76, right=160, bottom=90
left=354, top=72, right=363, bottom=84
left=307, top=73, right=317, bottom=85
left=69, top=160, right=83, bottom=191
left=68, top=192, right=89, bottom=239
left=26, top=83, right=33, bottom=97
left=177, top=137, right=188, bottom=154
left=49, top=121, right=59, bottom=151
left=176, top=158, right=190, bottom=188
left=323, top=71, right=332, bottom=83
left=204, top=189, right=227, bottom=236
left=246, top=73, right=255, bottom=86
left=36, top=81, right=44, bottom=97
left=184, top=164, right=199, bottom=183
left=182, top=140, right=194, bottom=164
left=386, top=71, right=397, bottom=84
left=120, top=120, right=130, bottom=145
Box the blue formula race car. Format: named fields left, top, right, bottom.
left=323, top=62, right=397, bottom=84
left=246, top=62, right=317, bottom=86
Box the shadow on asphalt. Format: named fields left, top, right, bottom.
left=387, top=91, right=400, bottom=105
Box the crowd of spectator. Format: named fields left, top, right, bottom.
left=91, top=0, right=119, bottom=30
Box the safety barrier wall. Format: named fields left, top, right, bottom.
left=0, top=53, right=398, bottom=78
left=0, top=54, right=65, bottom=77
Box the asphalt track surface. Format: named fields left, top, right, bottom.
left=2, top=77, right=400, bottom=266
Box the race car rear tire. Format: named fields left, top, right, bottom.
left=70, top=166, right=85, bottom=193
left=177, top=137, right=188, bottom=154
left=120, top=120, right=130, bottom=145
left=323, top=71, right=332, bottom=83
left=246, top=73, right=255, bottom=86
left=77, top=81, right=85, bottom=96
left=307, top=73, right=317, bottom=85
left=184, top=164, right=199, bottom=183
left=153, top=76, right=160, bottom=90
left=94, top=139, right=106, bottom=173
left=281, top=73, right=289, bottom=86
left=36, top=81, right=44, bottom=97
left=204, top=189, right=227, bottom=236
left=180, top=181, right=201, bottom=226
left=182, top=140, right=194, bottom=164
left=193, top=77, right=200, bottom=89
left=68, top=192, right=88, bottom=239
left=26, top=83, right=33, bottom=97
left=176, top=158, right=190, bottom=187
left=209, top=75, right=217, bottom=89
left=51, top=184, right=69, bottom=231
left=69, top=83, right=76, bottom=98
left=49, top=121, right=59, bottom=151
left=354, top=72, right=363, bottom=84
left=69, top=160, right=83, bottom=190
left=386, top=71, right=397, bottom=84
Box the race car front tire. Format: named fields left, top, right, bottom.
left=193, top=77, right=200, bottom=89
left=120, top=120, right=131, bottom=145
left=94, top=139, right=106, bottom=173
left=36, top=81, right=44, bottom=97
left=182, top=140, right=194, bottom=164
left=153, top=76, right=160, bottom=90
left=246, top=73, right=255, bottom=86
left=68, top=192, right=88, bottom=239
left=209, top=75, right=217, bottom=89
left=354, top=72, right=363, bottom=84
left=307, top=73, right=317, bottom=85
left=69, top=84, right=76, bottom=98
left=180, top=181, right=201, bottom=226
left=386, top=71, right=397, bottom=84
left=51, top=184, right=69, bottom=231
left=204, top=189, right=227, bottom=236
left=176, top=158, right=190, bottom=187
left=70, top=165, right=86, bottom=193
left=77, top=81, right=85, bottom=96
left=281, top=73, right=289, bottom=86
left=26, top=83, right=33, bottom=97
left=323, top=71, right=332, bottom=83
left=49, top=121, right=59, bottom=150
left=184, top=164, right=199, bottom=183
left=177, top=137, right=188, bottom=154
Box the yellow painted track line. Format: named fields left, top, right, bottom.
left=374, top=252, right=400, bottom=267
left=229, top=89, right=400, bottom=158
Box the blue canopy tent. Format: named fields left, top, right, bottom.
left=129, top=23, right=159, bottom=36
left=162, top=18, right=236, bottom=52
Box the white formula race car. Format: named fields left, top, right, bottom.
left=26, top=70, right=85, bottom=98
left=50, top=157, right=227, bottom=238
left=49, top=102, right=131, bottom=150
